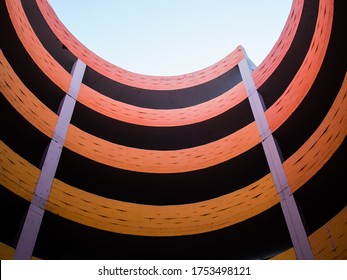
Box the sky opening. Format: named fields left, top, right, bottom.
left=50, top=0, right=292, bottom=76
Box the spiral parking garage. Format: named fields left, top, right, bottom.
left=0, top=0, right=346, bottom=260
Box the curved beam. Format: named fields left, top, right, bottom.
left=36, top=0, right=302, bottom=91
left=6, top=0, right=303, bottom=127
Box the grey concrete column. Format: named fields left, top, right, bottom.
left=14, top=59, right=86, bottom=260
left=238, top=49, right=314, bottom=260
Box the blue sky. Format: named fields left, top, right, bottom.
left=50, top=0, right=292, bottom=76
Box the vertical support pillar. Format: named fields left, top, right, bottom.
left=238, top=49, right=313, bottom=260
left=13, top=59, right=86, bottom=260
